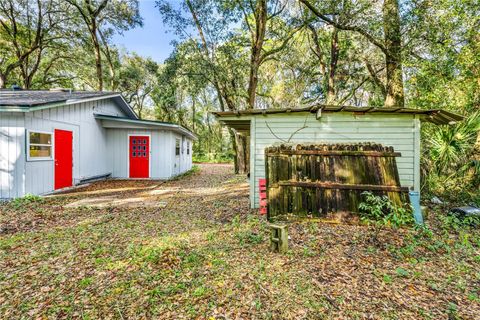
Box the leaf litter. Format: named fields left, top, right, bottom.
left=0, top=164, right=479, bottom=319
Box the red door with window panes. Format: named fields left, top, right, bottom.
left=129, top=136, right=149, bottom=178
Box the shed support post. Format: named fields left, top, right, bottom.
left=270, top=224, right=288, bottom=253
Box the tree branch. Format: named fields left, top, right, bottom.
left=298, top=0, right=387, bottom=53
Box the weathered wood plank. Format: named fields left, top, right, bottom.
left=271, top=182, right=409, bottom=192
left=265, top=143, right=409, bottom=221
left=266, top=151, right=402, bottom=157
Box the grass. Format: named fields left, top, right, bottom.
left=170, top=164, right=201, bottom=181
left=0, top=164, right=479, bottom=319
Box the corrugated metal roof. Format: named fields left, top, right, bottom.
left=212, top=104, right=464, bottom=125
left=0, top=89, right=138, bottom=119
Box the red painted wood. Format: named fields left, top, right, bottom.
left=259, top=178, right=267, bottom=215
left=54, top=129, right=73, bottom=190
left=129, top=136, right=149, bottom=178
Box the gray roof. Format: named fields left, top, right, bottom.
left=0, top=89, right=138, bottom=119
left=94, top=114, right=197, bottom=140
left=212, top=104, right=464, bottom=125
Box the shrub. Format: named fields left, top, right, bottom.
left=10, top=194, right=44, bottom=209
left=439, top=213, right=480, bottom=231
left=358, top=192, right=414, bottom=229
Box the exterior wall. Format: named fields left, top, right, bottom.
left=106, top=129, right=192, bottom=179
left=0, top=113, right=25, bottom=199
left=248, top=112, right=421, bottom=208
left=172, top=133, right=193, bottom=175
left=22, top=99, right=127, bottom=196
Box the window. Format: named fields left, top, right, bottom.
left=27, top=131, right=53, bottom=160
left=175, top=139, right=180, bottom=156
left=187, top=141, right=190, bottom=155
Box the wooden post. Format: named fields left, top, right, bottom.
left=270, top=224, right=288, bottom=253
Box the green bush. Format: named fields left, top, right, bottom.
left=358, top=192, right=414, bottom=229
left=439, top=213, right=480, bottom=231
left=10, top=194, right=44, bottom=209
left=192, top=153, right=232, bottom=163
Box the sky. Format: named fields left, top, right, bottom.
left=112, top=0, right=178, bottom=64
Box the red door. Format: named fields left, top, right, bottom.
left=54, top=129, right=73, bottom=190
left=129, top=136, right=150, bottom=178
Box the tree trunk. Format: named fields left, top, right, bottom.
left=89, top=18, right=103, bottom=91
left=246, top=0, right=267, bottom=109
left=234, top=132, right=249, bottom=174
left=192, top=99, right=196, bottom=131
left=229, top=129, right=239, bottom=173
left=92, top=34, right=103, bottom=91
left=186, top=0, right=226, bottom=112
left=99, top=29, right=115, bottom=90
left=0, top=74, right=6, bottom=88
left=383, top=0, right=404, bottom=108
left=186, top=0, right=248, bottom=172
left=326, top=27, right=339, bottom=104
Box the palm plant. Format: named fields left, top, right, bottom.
left=428, top=111, right=479, bottom=175
left=422, top=111, right=479, bottom=198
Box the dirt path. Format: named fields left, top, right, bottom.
left=0, top=164, right=479, bottom=319
left=0, top=164, right=249, bottom=234
left=62, top=164, right=248, bottom=210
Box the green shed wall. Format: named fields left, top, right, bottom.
left=246, top=112, right=421, bottom=208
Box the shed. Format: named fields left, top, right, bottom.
left=0, top=89, right=196, bottom=199
left=213, top=105, right=463, bottom=209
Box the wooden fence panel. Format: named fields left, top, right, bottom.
left=265, top=143, right=409, bottom=221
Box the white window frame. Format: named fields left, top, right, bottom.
left=26, top=129, right=54, bottom=161
left=175, top=138, right=181, bottom=156
left=187, top=141, right=190, bottom=155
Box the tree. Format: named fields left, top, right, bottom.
left=157, top=0, right=251, bottom=173
left=118, top=53, right=159, bottom=119
left=65, top=0, right=142, bottom=91
left=299, top=0, right=405, bottom=108
left=307, top=23, right=339, bottom=104
left=0, top=0, right=61, bottom=88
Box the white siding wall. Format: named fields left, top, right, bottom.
left=23, top=99, right=127, bottom=196
left=172, top=133, right=193, bottom=175
left=0, top=113, right=25, bottom=199
left=249, top=112, right=420, bottom=208
left=2, top=97, right=193, bottom=197
left=106, top=129, right=175, bottom=179
left=185, top=138, right=193, bottom=172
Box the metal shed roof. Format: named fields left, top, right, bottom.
left=0, top=89, right=138, bottom=119
left=94, top=114, right=197, bottom=140
left=212, top=105, right=464, bottom=125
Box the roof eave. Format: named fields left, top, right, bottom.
left=94, top=114, right=197, bottom=140
left=211, top=106, right=464, bottom=125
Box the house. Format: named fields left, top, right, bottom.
left=213, top=105, right=463, bottom=209
left=0, top=89, right=196, bottom=199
